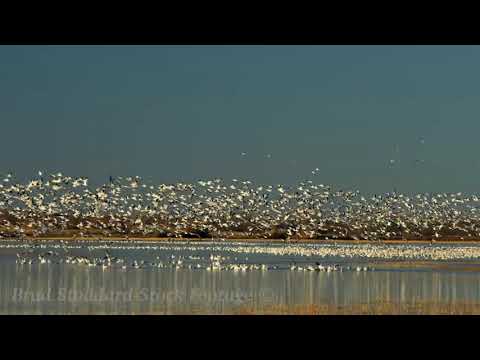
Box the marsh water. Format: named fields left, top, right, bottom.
left=1, top=239, right=480, bottom=314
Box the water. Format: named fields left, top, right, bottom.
left=1, top=239, right=480, bottom=314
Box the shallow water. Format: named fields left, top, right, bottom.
left=1, top=239, right=480, bottom=314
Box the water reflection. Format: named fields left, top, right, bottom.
left=1, top=261, right=480, bottom=314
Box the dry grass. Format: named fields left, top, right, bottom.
left=8, top=303, right=479, bottom=315
left=232, top=301, right=480, bottom=315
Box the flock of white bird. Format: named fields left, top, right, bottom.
left=5, top=238, right=480, bottom=275
left=12, top=242, right=378, bottom=272
left=1, top=171, right=480, bottom=242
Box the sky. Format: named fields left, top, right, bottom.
left=0, top=45, right=479, bottom=194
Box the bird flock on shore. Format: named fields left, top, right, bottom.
left=13, top=245, right=374, bottom=272
left=7, top=239, right=480, bottom=269
left=0, top=171, right=480, bottom=241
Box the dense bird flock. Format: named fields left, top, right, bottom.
left=1, top=172, right=480, bottom=241
left=13, top=246, right=372, bottom=272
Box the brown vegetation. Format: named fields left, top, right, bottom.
left=232, top=301, right=480, bottom=315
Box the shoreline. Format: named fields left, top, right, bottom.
left=8, top=236, right=480, bottom=245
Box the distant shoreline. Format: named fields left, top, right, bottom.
left=7, top=236, right=480, bottom=245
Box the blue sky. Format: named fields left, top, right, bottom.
left=1, top=45, right=479, bottom=193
